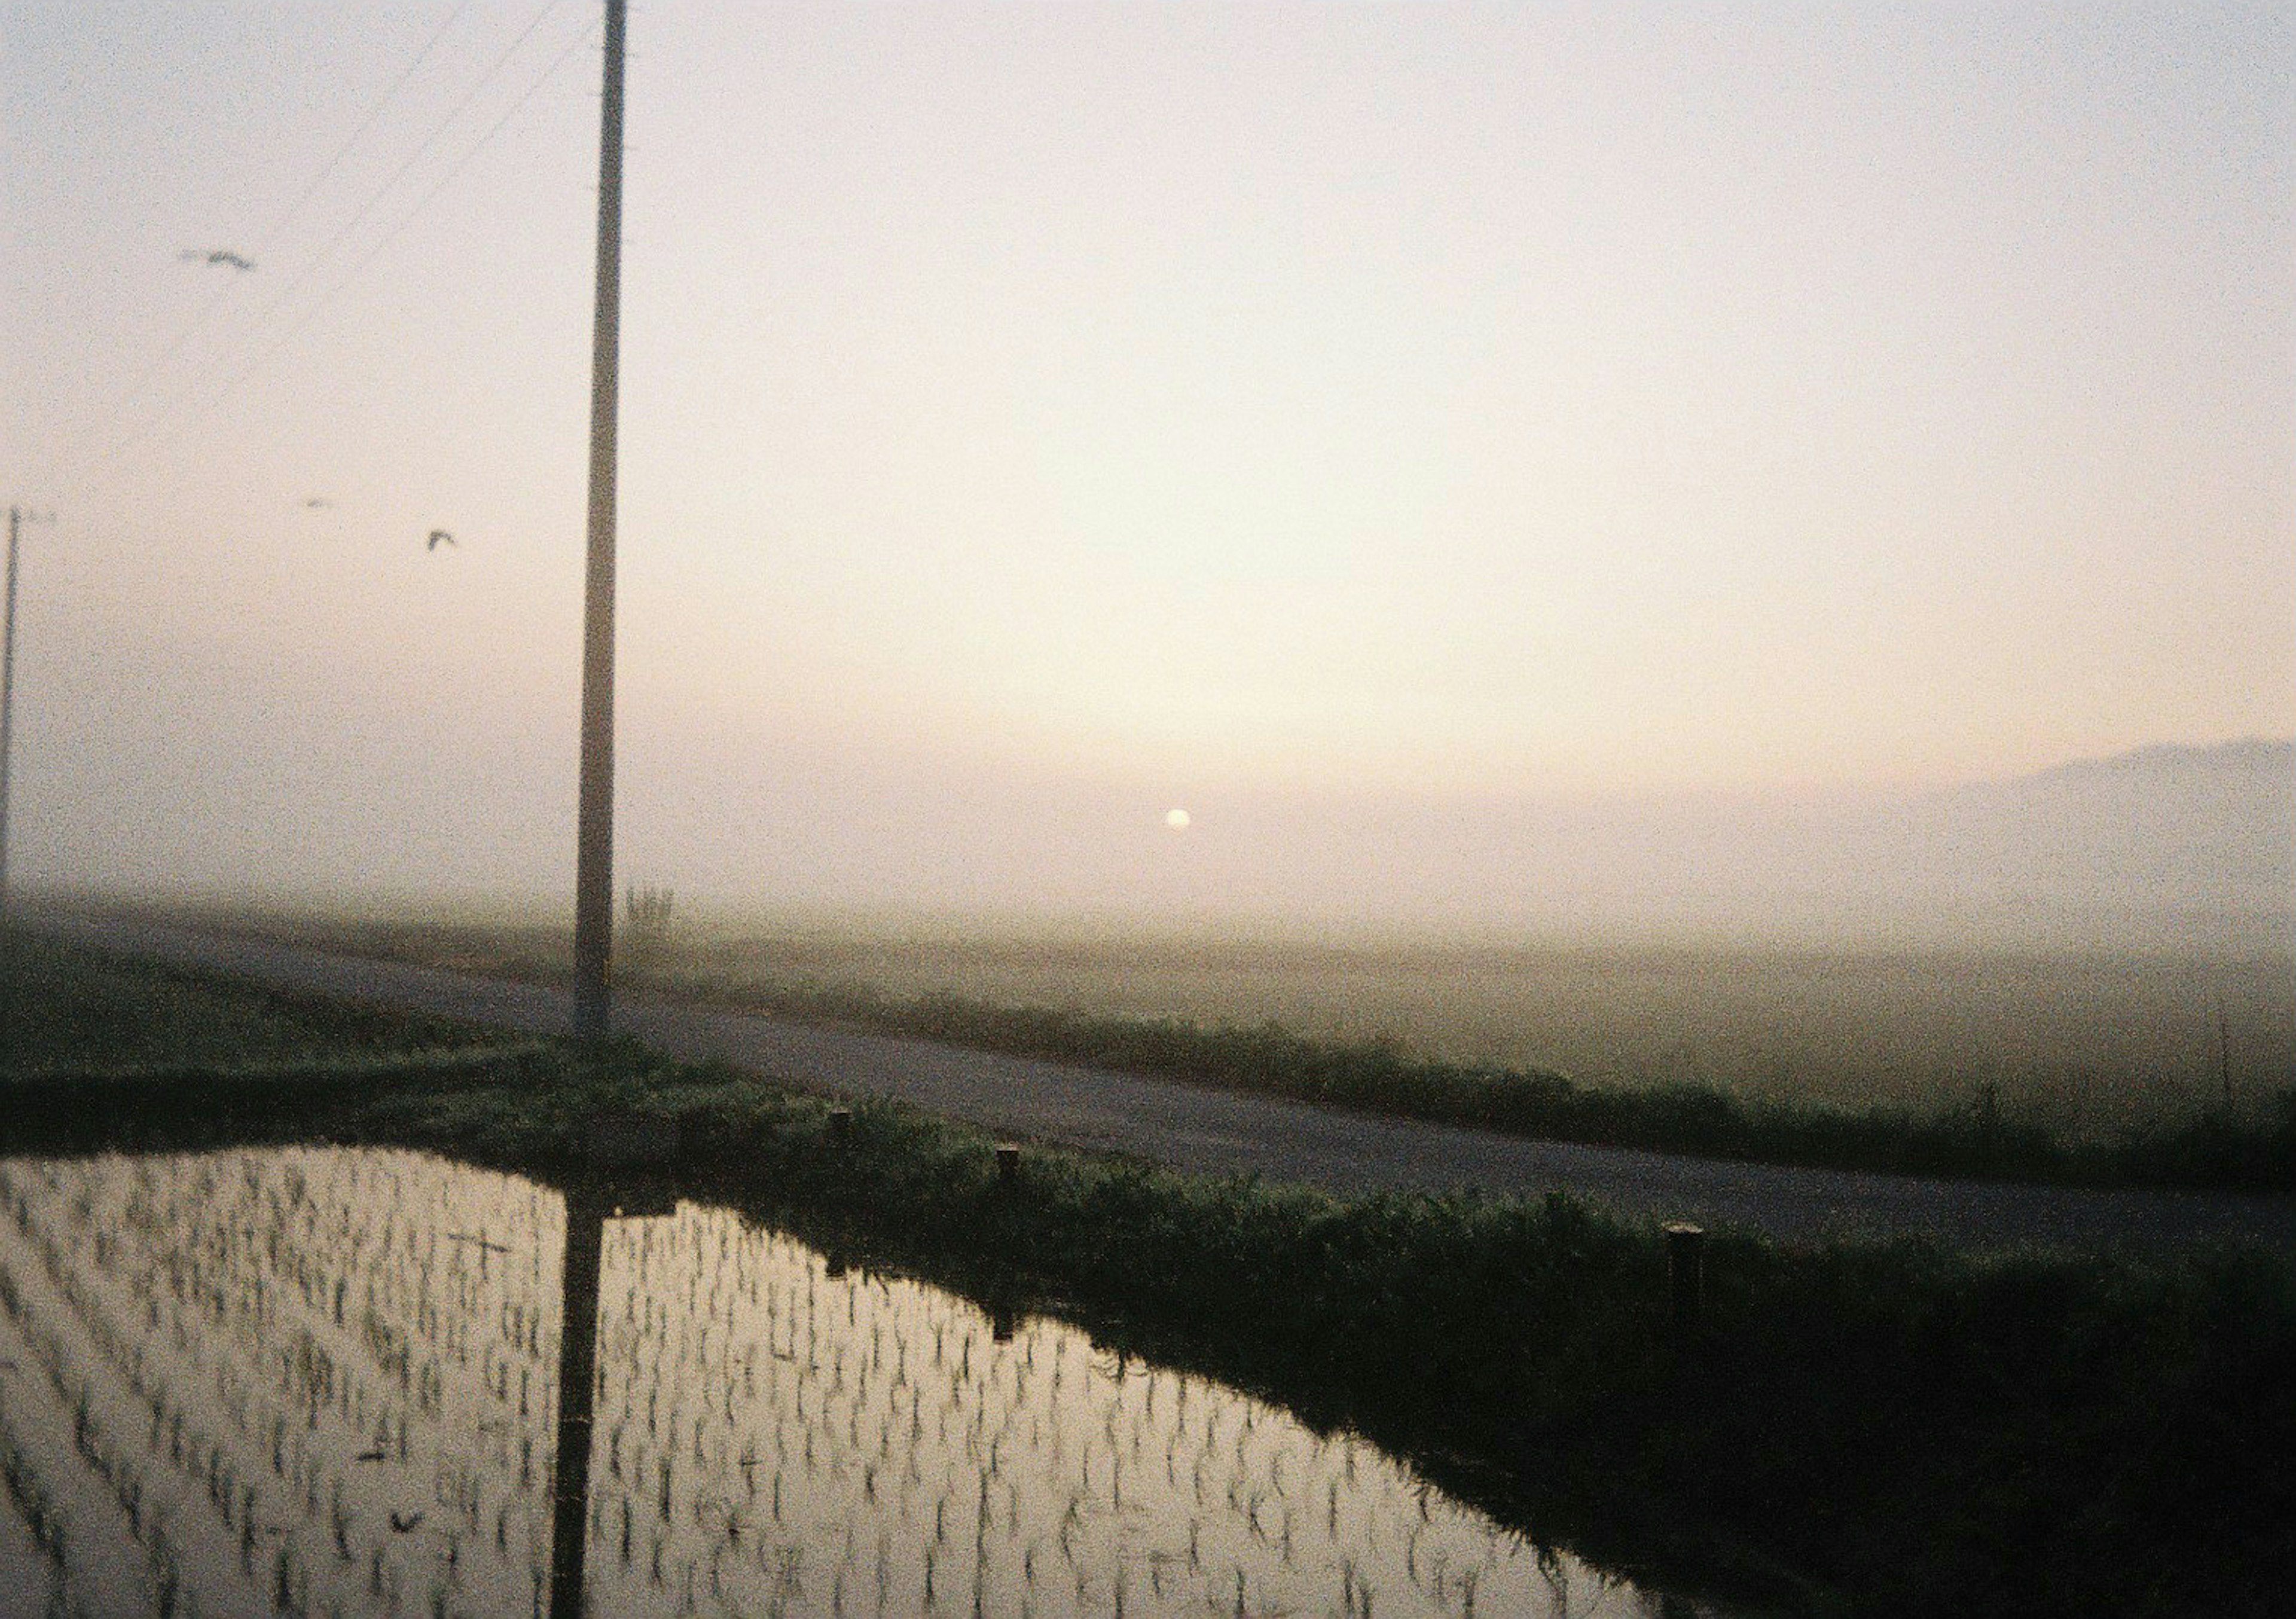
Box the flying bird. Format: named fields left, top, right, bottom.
left=179, top=249, right=255, bottom=270
left=303, top=496, right=333, bottom=509
left=390, top=1511, right=425, bottom=1534
left=426, top=529, right=456, bottom=551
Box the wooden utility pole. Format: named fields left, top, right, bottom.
left=573, top=0, right=627, bottom=1039
left=1, top=506, right=23, bottom=920
left=2213, top=997, right=2231, bottom=1111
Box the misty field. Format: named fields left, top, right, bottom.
left=63, top=901, right=2296, bottom=1150
left=671, top=927, right=2295, bottom=1140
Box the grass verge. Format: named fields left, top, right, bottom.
left=0, top=924, right=493, bottom=1071
left=718, top=977, right=2296, bottom=1192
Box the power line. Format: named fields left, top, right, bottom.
left=60, top=0, right=581, bottom=478
left=252, top=0, right=484, bottom=250
left=38, top=2, right=483, bottom=487
left=187, top=20, right=602, bottom=424
left=202, top=0, right=575, bottom=368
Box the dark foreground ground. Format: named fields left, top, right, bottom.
left=2, top=926, right=2292, bottom=1617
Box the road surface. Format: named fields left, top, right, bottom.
left=35, top=912, right=2296, bottom=1255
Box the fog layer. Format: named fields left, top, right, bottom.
left=25, top=676, right=2291, bottom=953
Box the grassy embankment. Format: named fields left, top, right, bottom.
left=94, top=904, right=2296, bottom=1192
left=2, top=928, right=2292, bottom=1617
left=738, top=977, right=2296, bottom=1190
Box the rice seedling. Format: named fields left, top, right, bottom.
left=550, top=1196, right=1674, bottom=1617
left=0, top=1148, right=567, bottom=1617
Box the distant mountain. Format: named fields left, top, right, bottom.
left=1989, top=740, right=2296, bottom=843
left=1867, top=738, right=2296, bottom=947
left=1192, top=738, right=2296, bottom=949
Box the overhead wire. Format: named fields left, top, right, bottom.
left=39, top=1, right=482, bottom=487
left=67, top=0, right=582, bottom=478
left=188, top=19, right=603, bottom=427
left=250, top=0, right=484, bottom=251
left=195, top=0, right=575, bottom=373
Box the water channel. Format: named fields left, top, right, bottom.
left=0, top=1147, right=1721, bottom=1617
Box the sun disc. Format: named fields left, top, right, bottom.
left=1165, top=808, right=1191, bottom=831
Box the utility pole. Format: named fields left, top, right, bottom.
left=572, top=0, right=627, bottom=1040
left=2218, top=997, right=2233, bottom=1111
left=1, top=506, right=24, bottom=921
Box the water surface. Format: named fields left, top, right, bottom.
left=0, top=1147, right=1721, bottom=1617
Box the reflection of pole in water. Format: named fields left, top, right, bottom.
left=551, top=1188, right=610, bottom=1619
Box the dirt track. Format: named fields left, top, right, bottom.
left=40, top=913, right=2296, bottom=1255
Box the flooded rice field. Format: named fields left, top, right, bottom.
left=0, top=1148, right=1712, bottom=1617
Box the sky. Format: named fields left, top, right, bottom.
left=1, top=2, right=2291, bottom=927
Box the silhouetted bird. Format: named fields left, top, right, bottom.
left=426, top=529, right=455, bottom=551
left=179, top=248, right=254, bottom=270
left=390, top=1511, right=425, bottom=1533
left=303, top=496, right=332, bottom=509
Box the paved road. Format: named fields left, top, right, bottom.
left=38, top=914, right=2296, bottom=1255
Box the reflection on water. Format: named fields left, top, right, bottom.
left=0, top=1150, right=562, bottom=1618
left=0, top=1149, right=1715, bottom=1617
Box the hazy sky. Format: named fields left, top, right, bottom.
left=2, top=2, right=2290, bottom=916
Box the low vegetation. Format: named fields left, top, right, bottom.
left=714, top=977, right=2296, bottom=1192
left=2, top=929, right=2291, bottom=1615
left=0, top=925, right=490, bottom=1074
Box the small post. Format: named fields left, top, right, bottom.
left=996, top=1144, right=1020, bottom=1186
left=1663, top=1221, right=1705, bottom=1336
left=827, top=1107, right=853, bottom=1145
